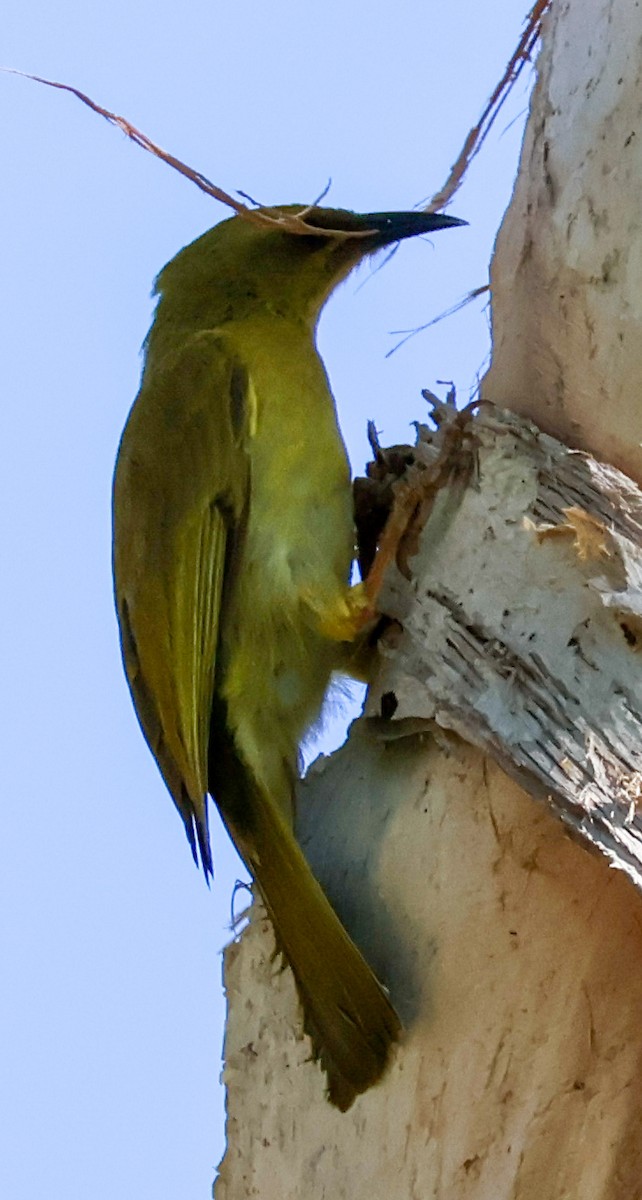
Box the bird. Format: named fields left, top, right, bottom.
left=112, top=202, right=465, bottom=1109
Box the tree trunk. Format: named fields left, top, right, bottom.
left=215, top=3, right=642, bottom=1196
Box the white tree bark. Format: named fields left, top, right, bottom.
left=216, top=2, right=642, bottom=1196
left=484, top=0, right=642, bottom=485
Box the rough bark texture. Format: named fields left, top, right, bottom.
left=368, top=403, right=642, bottom=889
left=215, top=1, right=642, bottom=1196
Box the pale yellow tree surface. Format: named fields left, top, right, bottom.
left=484, top=0, right=642, bottom=484
left=218, top=735, right=642, bottom=1199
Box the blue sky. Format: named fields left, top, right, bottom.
left=2, top=3, right=534, bottom=1196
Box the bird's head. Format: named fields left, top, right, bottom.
left=153, top=203, right=466, bottom=333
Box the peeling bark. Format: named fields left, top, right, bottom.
left=369, top=403, right=642, bottom=889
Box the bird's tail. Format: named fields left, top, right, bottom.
left=211, top=733, right=401, bottom=1110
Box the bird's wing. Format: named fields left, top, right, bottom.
left=113, top=331, right=251, bottom=874
left=114, top=328, right=402, bottom=1107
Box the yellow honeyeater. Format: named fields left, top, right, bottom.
left=112, top=204, right=464, bottom=1109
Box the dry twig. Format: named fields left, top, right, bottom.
left=0, top=68, right=371, bottom=240
left=427, top=0, right=553, bottom=213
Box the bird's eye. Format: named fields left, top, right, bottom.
left=296, top=235, right=330, bottom=253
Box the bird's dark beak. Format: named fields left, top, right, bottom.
left=362, top=210, right=467, bottom=246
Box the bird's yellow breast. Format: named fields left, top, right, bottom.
left=216, top=316, right=354, bottom=798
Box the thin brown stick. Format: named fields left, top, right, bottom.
left=427, top=0, right=553, bottom=213
left=1, top=67, right=371, bottom=240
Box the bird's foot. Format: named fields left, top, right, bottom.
left=316, top=582, right=376, bottom=643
